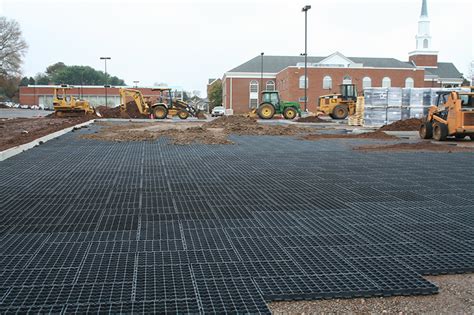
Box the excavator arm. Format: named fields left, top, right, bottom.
left=119, top=88, right=150, bottom=115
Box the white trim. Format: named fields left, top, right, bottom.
left=230, top=78, right=233, bottom=110
left=318, top=51, right=355, bottom=66
left=408, top=50, right=439, bottom=56
left=224, top=72, right=277, bottom=79
left=286, top=66, right=418, bottom=71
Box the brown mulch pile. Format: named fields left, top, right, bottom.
left=296, top=116, right=328, bottom=123
left=354, top=141, right=474, bottom=152
left=0, top=116, right=94, bottom=151
left=379, top=118, right=423, bottom=131
left=301, top=130, right=398, bottom=141
left=97, top=102, right=148, bottom=119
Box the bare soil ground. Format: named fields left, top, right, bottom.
left=269, top=274, right=474, bottom=314
left=296, top=116, right=328, bottom=123
left=301, top=130, right=398, bottom=141
left=0, top=116, right=93, bottom=151
left=379, top=118, right=423, bottom=131
left=97, top=103, right=148, bottom=119
left=354, top=141, right=474, bottom=153
left=82, top=116, right=312, bottom=145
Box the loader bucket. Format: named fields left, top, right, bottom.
left=246, top=108, right=258, bottom=118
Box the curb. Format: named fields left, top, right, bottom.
left=0, top=120, right=95, bottom=161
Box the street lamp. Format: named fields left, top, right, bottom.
left=100, top=57, right=111, bottom=108
left=302, top=5, right=311, bottom=112
left=260, top=52, right=264, bottom=103
left=133, top=81, right=139, bottom=88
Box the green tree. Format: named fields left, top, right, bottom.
left=45, top=62, right=66, bottom=75
left=208, top=81, right=222, bottom=110
left=28, top=77, right=35, bottom=85
left=35, top=73, right=50, bottom=85
left=19, top=76, right=29, bottom=86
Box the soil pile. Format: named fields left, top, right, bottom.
left=0, top=116, right=93, bottom=151
left=205, top=115, right=308, bottom=136
left=379, top=118, right=422, bottom=131
left=97, top=102, right=148, bottom=119
left=296, top=116, right=328, bottom=123
left=302, top=130, right=398, bottom=141
left=354, top=141, right=474, bottom=153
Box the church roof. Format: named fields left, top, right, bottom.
left=421, top=0, right=428, bottom=17
left=228, top=55, right=415, bottom=73
left=425, top=63, right=463, bottom=79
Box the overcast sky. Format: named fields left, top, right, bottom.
left=1, top=0, right=473, bottom=94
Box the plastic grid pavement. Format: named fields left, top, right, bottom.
left=1, top=125, right=473, bottom=313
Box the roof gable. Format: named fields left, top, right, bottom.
left=318, top=52, right=354, bottom=67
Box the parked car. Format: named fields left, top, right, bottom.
left=30, top=105, right=40, bottom=110
left=20, top=104, right=29, bottom=109
left=211, top=106, right=225, bottom=117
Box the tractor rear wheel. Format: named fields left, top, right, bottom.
left=283, top=107, right=297, bottom=120
left=154, top=106, right=168, bottom=119
left=177, top=110, right=189, bottom=120
left=419, top=121, right=433, bottom=139
left=331, top=105, right=349, bottom=120
left=257, top=104, right=275, bottom=120
left=433, top=122, right=448, bottom=141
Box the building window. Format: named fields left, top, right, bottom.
left=382, top=77, right=391, bottom=88
left=298, top=96, right=308, bottom=102
left=362, top=77, right=372, bottom=89
left=249, top=80, right=259, bottom=93
left=343, top=75, right=352, bottom=84
left=299, top=75, right=308, bottom=89
left=249, top=98, right=258, bottom=109
left=405, top=77, right=414, bottom=88
left=423, top=39, right=429, bottom=49
left=322, top=76, right=332, bottom=90
left=266, top=80, right=275, bottom=91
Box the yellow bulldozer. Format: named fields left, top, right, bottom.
left=318, top=84, right=357, bottom=119
left=419, top=90, right=474, bottom=141
left=119, top=88, right=200, bottom=119
left=53, top=86, right=97, bottom=117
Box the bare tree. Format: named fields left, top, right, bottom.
left=0, top=17, right=28, bottom=77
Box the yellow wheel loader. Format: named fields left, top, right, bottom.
left=419, top=91, right=474, bottom=141
left=151, top=88, right=200, bottom=119
left=318, top=84, right=357, bottom=119
left=53, top=86, right=97, bottom=117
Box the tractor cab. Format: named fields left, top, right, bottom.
left=261, top=91, right=280, bottom=107
left=340, top=84, right=357, bottom=101
left=152, top=88, right=173, bottom=108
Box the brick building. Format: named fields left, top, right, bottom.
left=222, top=0, right=463, bottom=114
left=19, top=86, right=183, bottom=108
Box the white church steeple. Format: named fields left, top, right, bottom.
left=409, top=0, right=438, bottom=65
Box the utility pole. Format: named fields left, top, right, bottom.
left=260, top=52, right=264, bottom=103
left=302, top=5, right=311, bottom=112
left=100, top=57, right=111, bottom=108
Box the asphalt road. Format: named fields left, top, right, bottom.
left=0, top=108, right=50, bottom=119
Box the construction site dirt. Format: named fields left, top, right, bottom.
left=81, top=116, right=313, bottom=145
left=0, top=116, right=93, bottom=151
left=354, top=140, right=474, bottom=152
left=379, top=118, right=423, bottom=131
left=301, top=130, right=399, bottom=141
left=296, top=115, right=329, bottom=123
left=96, top=103, right=148, bottom=119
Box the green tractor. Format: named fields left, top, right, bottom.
left=256, top=91, right=302, bottom=120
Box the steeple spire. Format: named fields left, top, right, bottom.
left=421, top=0, right=428, bottom=17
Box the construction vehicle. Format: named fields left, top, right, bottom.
left=151, top=88, right=201, bottom=119
left=53, top=86, right=97, bottom=117
left=419, top=90, right=474, bottom=141
left=254, top=91, right=302, bottom=120
left=119, top=88, right=200, bottom=120
left=318, top=84, right=357, bottom=119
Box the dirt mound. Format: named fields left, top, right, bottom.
left=379, top=118, right=422, bottom=131
left=354, top=141, right=474, bottom=152
left=205, top=115, right=257, bottom=128
left=296, top=116, right=328, bottom=123
left=97, top=102, right=148, bottom=119
left=196, top=112, right=207, bottom=120
left=302, top=130, right=398, bottom=141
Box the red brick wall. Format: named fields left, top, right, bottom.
left=224, top=68, right=425, bottom=114
left=409, top=54, right=438, bottom=67
left=19, top=86, right=166, bottom=106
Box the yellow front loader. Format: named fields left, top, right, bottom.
left=119, top=88, right=151, bottom=116
left=53, top=86, right=97, bottom=117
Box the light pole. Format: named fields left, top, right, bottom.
left=100, top=57, right=111, bottom=108
left=302, top=5, right=311, bottom=112
left=260, top=52, right=264, bottom=103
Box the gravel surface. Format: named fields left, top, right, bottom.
left=268, top=274, right=474, bottom=314
left=0, top=108, right=49, bottom=118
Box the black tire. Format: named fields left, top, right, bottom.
left=419, top=121, right=433, bottom=139
left=153, top=106, right=168, bottom=119
left=455, top=134, right=465, bottom=139
left=331, top=105, right=349, bottom=119
left=432, top=122, right=448, bottom=141
left=177, top=110, right=189, bottom=120
left=283, top=107, right=297, bottom=120
left=257, top=103, right=275, bottom=120
left=469, top=134, right=474, bottom=141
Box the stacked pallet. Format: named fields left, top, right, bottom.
left=348, top=96, right=365, bottom=126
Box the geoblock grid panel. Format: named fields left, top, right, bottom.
left=0, top=124, right=473, bottom=313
